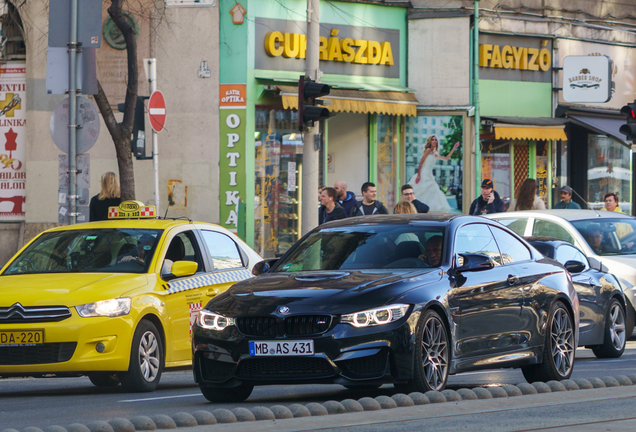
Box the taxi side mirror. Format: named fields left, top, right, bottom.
left=169, top=260, right=198, bottom=279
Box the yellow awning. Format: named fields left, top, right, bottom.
left=494, top=124, right=567, bottom=141
left=277, top=86, right=418, bottom=117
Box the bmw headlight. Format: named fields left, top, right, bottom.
left=76, top=298, right=131, bottom=317
left=198, top=310, right=235, bottom=331
left=341, top=304, right=410, bottom=328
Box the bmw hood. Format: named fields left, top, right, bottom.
left=206, top=269, right=441, bottom=316
left=0, top=273, right=150, bottom=307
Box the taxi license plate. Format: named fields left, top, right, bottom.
left=249, top=340, right=314, bottom=356
left=0, top=330, right=44, bottom=346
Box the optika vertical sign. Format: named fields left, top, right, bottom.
left=0, top=62, right=26, bottom=221
left=219, top=84, right=246, bottom=234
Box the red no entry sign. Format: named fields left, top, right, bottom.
left=148, top=90, right=166, bottom=133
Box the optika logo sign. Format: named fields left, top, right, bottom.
left=222, top=90, right=245, bottom=104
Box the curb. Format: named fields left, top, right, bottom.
left=4, top=373, right=636, bottom=432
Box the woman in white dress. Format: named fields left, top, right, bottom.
left=407, top=135, right=460, bottom=212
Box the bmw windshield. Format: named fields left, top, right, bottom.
left=274, top=223, right=446, bottom=271
left=2, top=229, right=163, bottom=275
left=571, top=218, right=636, bottom=256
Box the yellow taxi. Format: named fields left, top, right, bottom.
left=0, top=201, right=262, bottom=392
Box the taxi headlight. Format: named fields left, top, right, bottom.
left=76, top=298, right=132, bottom=318
left=341, top=304, right=410, bottom=328
left=198, top=310, right=235, bottom=331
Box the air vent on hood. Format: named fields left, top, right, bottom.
left=294, top=272, right=348, bottom=281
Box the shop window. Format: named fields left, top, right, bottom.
left=432, top=119, right=436, bottom=125
left=414, top=128, right=418, bottom=134
left=376, top=115, right=398, bottom=210
left=255, top=108, right=302, bottom=258
left=536, top=141, right=549, bottom=207
left=587, top=135, right=631, bottom=212
left=405, top=114, right=464, bottom=212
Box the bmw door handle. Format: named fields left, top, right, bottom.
left=507, top=275, right=519, bottom=286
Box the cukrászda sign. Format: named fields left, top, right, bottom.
left=265, top=29, right=394, bottom=66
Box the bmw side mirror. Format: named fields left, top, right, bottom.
left=252, top=259, right=278, bottom=276
left=449, top=253, right=495, bottom=276
left=564, top=260, right=585, bottom=274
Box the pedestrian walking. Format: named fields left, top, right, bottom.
left=334, top=180, right=357, bottom=217
left=553, top=185, right=581, bottom=209
left=507, top=178, right=545, bottom=211
left=350, top=182, right=389, bottom=216
left=400, top=184, right=429, bottom=213
left=469, top=179, right=504, bottom=215
left=318, top=187, right=347, bottom=225
left=89, top=172, right=121, bottom=222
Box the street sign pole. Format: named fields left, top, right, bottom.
left=146, top=58, right=160, bottom=215
left=68, top=0, right=79, bottom=224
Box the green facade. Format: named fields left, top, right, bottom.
left=479, top=80, right=552, bottom=118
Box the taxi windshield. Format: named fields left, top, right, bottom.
left=571, top=218, right=636, bottom=256
left=2, top=229, right=163, bottom=275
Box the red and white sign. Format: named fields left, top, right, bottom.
left=148, top=90, right=166, bottom=133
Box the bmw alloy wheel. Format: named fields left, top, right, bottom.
left=550, top=306, right=575, bottom=378
left=421, top=314, right=449, bottom=391
left=608, top=302, right=626, bottom=351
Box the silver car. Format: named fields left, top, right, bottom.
left=487, top=210, right=636, bottom=337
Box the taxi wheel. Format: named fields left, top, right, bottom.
left=88, top=373, right=120, bottom=387
left=119, top=320, right=164, bottom=393
left=200, top=384, right=253, bottom=403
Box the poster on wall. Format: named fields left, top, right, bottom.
left=404, top=115, right=463, bottom=213
left=0, top=62, right=26, bottom=221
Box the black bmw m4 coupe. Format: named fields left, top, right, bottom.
left=192, top=214, right=580, bottom=402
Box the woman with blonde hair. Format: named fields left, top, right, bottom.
left=89, top=172, right=122, bottom=221
left=394, top=200, right=417, bottom=214
left=507, top=178, right=545, bottom=211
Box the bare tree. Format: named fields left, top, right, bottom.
left=93, top=0, right=138, bottom=201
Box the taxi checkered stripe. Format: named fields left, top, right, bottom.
left=140, top=207, right=155, bottom=216
left=166, top=268, right=253, bottom=294
left=108, top=208, right=118, bottom=218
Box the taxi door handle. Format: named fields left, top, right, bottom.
left=206, top=288, right=220, bottom=297
left=507, top=275, right=519, bottom=286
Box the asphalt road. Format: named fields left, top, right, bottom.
left=1, top=342, right=635, bottom=431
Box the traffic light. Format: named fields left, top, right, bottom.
left=298, top=76, right=330, bottom=131
left=620, top=102, right=636, bottom=141
left=117, top=96, right=150, bottom=160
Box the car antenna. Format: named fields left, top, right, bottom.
left=570, top=187, right=601, bottom=217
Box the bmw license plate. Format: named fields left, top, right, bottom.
left=249, top=340, right=314, bottom=356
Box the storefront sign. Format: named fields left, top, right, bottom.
left=0, top=63, right=26, bottom=221
left=479, top=34, right=552, bottom=83
left=562, top=55, right=612, bottom=103
left=219, top=84, right=247, bottom=234
left=255, top=18, right=400, bottom=79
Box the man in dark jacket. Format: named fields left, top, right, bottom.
left=334, top=180, right=357, bottom=217
left=400, top=184, right=429, bottom=213
left=350, top=182, right=389, bottom=216
left=469, top=179, right=505, bottom=215
left=318, top=187, right=347, bottom=225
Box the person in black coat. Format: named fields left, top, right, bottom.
left=469, top=179, right=505, bottom=215
left=400, top=184, right=429, bottom=213
left=350, top=182, right=389, bottom=217
left=318, top=187, right=347, bottom=225
left=89, top=172, right=122, bottom=222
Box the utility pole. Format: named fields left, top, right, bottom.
left=68, top=0, right=79, bottom=224
left=301, top=0, right=320, bottom=236
left=473, top=0, right=481, bottom=199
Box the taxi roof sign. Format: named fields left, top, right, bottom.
left=108, top=201, right=157, bottom=219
